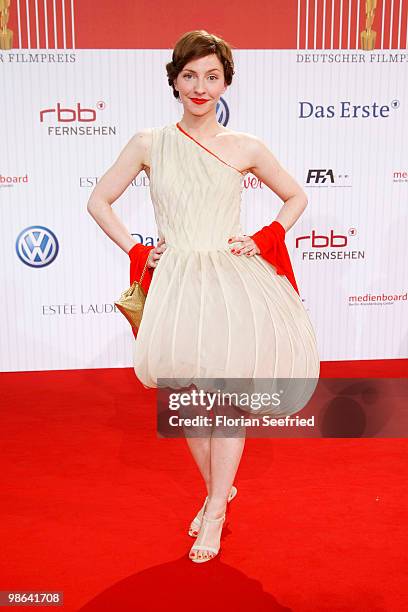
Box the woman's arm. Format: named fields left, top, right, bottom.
left=228, top=134, right=306, bottom=294
left=86, top=129, right=152, bottom=253
left=245, top=135, right=308, bottom=231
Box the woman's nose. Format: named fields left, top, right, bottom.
left=194, top=82, right=206, bottom=93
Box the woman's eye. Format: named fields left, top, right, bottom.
left=183, top=74, right=218, bottom=80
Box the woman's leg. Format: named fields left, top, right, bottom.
left=206, top=400, right=246, bottom=513
left=189, top=433, right=246, bottom=560
left=206, top=435, right=245, bottom=515
left=184, top=432, right=245, bottom=505
left=184, top=437, right=211, bottom=493
left=180, top=384, right=213, bottom=492
left=184, top=392, right=246, bottom=559
left=185, top=399, right=246, bottom=504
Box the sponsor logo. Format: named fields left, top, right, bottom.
left=42, top=303, right=120, bottom=315
left=80, top=174, right=149, bottom=188
left=348, top=292, right=407, bottom=306
left=216, top=98, right=229, bottom=126
left=0, top=173, right=29, bottom=187
left=39, top=101, right=116, bottom=136
left=242, top=175, right=264, bottom=190
left=298, top=99, right=399, bottom=119
left=131, top=233, right=159, bottom=246
left=305, top=169, right=351, bottom=187
left=295, top=227, right=365, bottom=261
left=393, top=170, right=408, bottom=183
left=16, top=225, right=59, bottom=268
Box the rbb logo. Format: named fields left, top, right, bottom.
left=40, top=102, right=104, bottom=123
left=306, top=169, right=335, bottom=184
left=295, top=229, right=356, bottom=248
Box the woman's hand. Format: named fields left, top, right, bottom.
left=147, top=237, right=167, bottom=268
left=228, top=235, right=260, bottom=257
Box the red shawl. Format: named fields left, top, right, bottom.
left=128, top=243, right=154, bottom=294
left=249, top=220, right=299, bottom=295
left=128, top=243, right=154, bottom=338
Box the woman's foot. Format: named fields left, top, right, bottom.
left=188, top=485, right=237, bottom=537
left=189, top=508, right=226, bottom=563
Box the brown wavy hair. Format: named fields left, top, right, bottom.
left=166, top=30, right=235, bottom=100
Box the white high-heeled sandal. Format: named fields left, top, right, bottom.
left=189, top=512, right=226, bottom=563
left=188, top=485, right=237, bottom=537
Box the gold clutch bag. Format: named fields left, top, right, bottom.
left=115, top=254, right=150, bottom=331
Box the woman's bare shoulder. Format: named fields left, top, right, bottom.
left=130, top=124, right=169, bottom=174
left=129, top=128, right=154, bottom=171
left=131, top=127, right=153, bottom=147
left=224, top=127, right=264, bottom=149
left=221, top=127, right=266, bottom=174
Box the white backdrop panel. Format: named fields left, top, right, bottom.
left=1, top=50, right=407, bottom=371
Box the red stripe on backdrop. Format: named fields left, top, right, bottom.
left=55, top=0, right=74, bottom=50
left=390, top=0, right=408, bottom=49
left=66, top=0, right=75, bottom=49
left=16, top=0, right=27, bottom=48
left=304, top=0, right=316, bottom=49
left=359, top=0, right=408, bottom=50
left=54, top=0, right=64, bottom=49
left=295, top=0, right=408, bottom=50
left=45, top=0, right=56, bottom=49
left=37, top=0, right=46, bottom=48
left=71, top=0, right=296, bottom=49
left=324, top=0, right=335, bottom=49
left=380, top=0, right=388, bottom=48
left=5, top=0, right=408, bottom=50
left=26, top=0, right=36, bottom=48
left=331, top=0, right=344, bottom=50
left=339, top=0, right=352, bottom=50
left=5, top=0, right=72, bottom=49
left=41, top=0, right=302, bottom=49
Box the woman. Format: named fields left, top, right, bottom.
left=87, top=30, right=320, bottom=564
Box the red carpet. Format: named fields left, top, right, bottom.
left=1, top=360, right=407, bottom=611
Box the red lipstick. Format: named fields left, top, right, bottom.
left=190, top=98, right=209, bottom=105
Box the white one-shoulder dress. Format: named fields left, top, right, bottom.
left=133, top=123, right=320, bottom=415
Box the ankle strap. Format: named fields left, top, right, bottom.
left=203, top=513, right=225, bottom=523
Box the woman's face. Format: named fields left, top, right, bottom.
left=174, top=53, right=227, bottom=115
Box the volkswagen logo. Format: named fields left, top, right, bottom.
left=16, top=225, right=59, bottom=268
left=216, top=97, right=230, bottom=126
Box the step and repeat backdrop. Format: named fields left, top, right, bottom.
left=1, top=0, right=407, bottom=371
